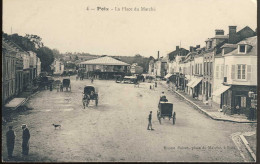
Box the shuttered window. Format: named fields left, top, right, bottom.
left=231, top=65, right=235, bottom=79
left=216, top=65, right=219, bottom=79
left=247, top=65, right=251, bottom=81
left=237, top=64, right=246, bottom=80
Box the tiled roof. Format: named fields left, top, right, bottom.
left=79, top=56, right=130, bottom=66
left=221, top=44, right=237, bottom=48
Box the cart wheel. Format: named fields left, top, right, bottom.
left=173, top=112, right=176, bottom=125
left=158, top=117, right=161, bottom=124
left=96, top=99, right=98, bottom=106
left=69, top=85, right=71, bottom=91
left=86, top=99, right=89, bottom=107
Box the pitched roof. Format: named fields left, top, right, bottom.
left=79, top=56, right=130, bottom=66
left=226, top=36, right=257, bottom=56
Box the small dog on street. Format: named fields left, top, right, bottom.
left=52, top=124, right=61, bottom=129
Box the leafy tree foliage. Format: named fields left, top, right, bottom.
left=25, top=34, right=44, bottom=49
left=36, top=47, right=55, bottom=72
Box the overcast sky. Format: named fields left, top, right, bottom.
left=3, top=0, right=257, bottom=58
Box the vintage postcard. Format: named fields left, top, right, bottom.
left=2, top=0, right=257, bottom=162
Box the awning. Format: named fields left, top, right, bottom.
left=187, top=79, right=196, bottom=87
left=212, top=85, right=231, bottom=96
left=5, top=98, right=26, bottom=108
left=164, top=73, right=173, bottom=79
left=190, top=78, right=202, bottom=88
left=187, top=77, right=202, bottom=88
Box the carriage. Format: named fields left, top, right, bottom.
left=62, top=79, right=71, bottom=91
left=157, top=101, right=176, bottom=125
left=82, top=86, right=98, bottom=108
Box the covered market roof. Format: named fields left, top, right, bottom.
left=79, top=56, right=130, bottom=66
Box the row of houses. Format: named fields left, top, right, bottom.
left=149, top=26, right=257, bottom=116
left=2, top=37, right=42, bottom=106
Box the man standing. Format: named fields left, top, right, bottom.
left=22, top=124, right=30, bottom=155
left=147, top=111, right=154, bottom=130
left=6, top=126, right=15, bottom=159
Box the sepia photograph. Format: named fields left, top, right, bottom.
left=2, top=0, right=257, bottom=162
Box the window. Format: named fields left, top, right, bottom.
left=200, top=64, right=202, bottom=75
left=237, top=64, right=246, bottom=80
left=239, top=45, right=246, bottom=53
left=241, top=96, right=246, bottom=107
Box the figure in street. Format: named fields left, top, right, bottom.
left=22, top=124, right=30, bottom=155
left=147, top=111, right=154, bottom=130
left=6, top=126, right=15, bottom=159
left=60, top=84, right=63, bottom=92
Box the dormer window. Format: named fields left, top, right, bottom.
left=238, top=45, right=246, bottom=54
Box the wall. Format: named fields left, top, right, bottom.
left=212, top=57, right=224, bottom=104
left=224, top=55, right=257, bottom=86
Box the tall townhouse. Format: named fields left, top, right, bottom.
left=21, top=52, right=31, bottom=90
left=36, top=57, right=42, bottom=76
left=2, top=38, right=18, bottom=104
left=148, top=59, right=155, bottom=76
left=52, top=59, right=65, bottom=75
left=213, top=36, right=257, bottom=115
left=166, top=46, right=189, bottom=88
left=186, top=46, right=204, bottom=99
left=15, top=51, right=24, bottom=95
left=202, top=29, right=229, bottom=103
left=212, top=26, right=256, bottom=112
left=28, top=51, right=38, bottom=80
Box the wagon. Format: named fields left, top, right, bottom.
left=82, top=86, right=98, bottom=108
left=157, top=101, right=176, bottom=125
left=62, top=79, right=71, bottom=91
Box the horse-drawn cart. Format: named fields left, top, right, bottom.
left=157, top=101, right=176, bottom=125
left=62, top=79, right=71, bottom=91
left=82, top=86, right=98, bottom=108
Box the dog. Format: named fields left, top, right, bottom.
left=52, top=124, right=61, bottom=129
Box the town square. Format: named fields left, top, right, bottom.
left=2, top=0, right=257, bottom=162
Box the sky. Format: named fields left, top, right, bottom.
left=3, top=0, right=257, bottom=58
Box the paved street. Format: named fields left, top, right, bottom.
left=2, top=76, right=257, bottom=162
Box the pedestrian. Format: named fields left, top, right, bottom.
left=150, top=85, right=152, bottom=90
left=21, top=124, right=30, bottom=155
left=60, top=84, right=63, bottom=92
left=147, top=111, right=154, bottom=130
left=235, top=105, right=240, bottom=115
left=6, top=126, right=15, bottom=159
left=155, top=82, right=157, bottom=87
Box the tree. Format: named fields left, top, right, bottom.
left=36, top=47, right=54, bottom=72
left=25, top=34, right=44, bottom=49
left=3, top=33, right=36, bottom=51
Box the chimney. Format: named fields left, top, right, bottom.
left=215, top=29, right=224, bottom=36
left=176, top=46, right=179, bottom=51
left=228, top=26, right=237, bottom=44
left=189, top=46, right=193, bottom=52
left=229, top=26, right=237, bottom=34
left=157, top=51, right=160, bottom=59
